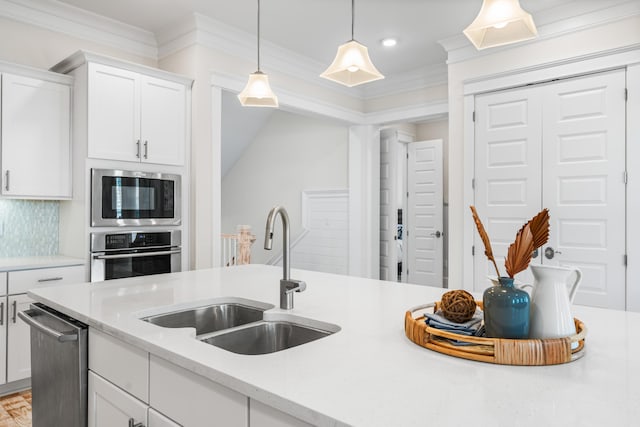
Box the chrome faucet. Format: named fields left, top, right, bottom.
left=264, top=206, right=306, bottom=309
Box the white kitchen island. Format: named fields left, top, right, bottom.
left=28, top=265, right=640, bottom=426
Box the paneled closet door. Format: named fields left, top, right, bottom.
left=541, top=69, right=626, bottom=309
left=473, top=87, right=542, bottom=291
left=474, top=70, right=627, bottom=310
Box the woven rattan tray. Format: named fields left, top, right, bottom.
left=404, top=301, right=586, bottom=366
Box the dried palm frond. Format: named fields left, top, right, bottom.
left=470, top=206, right=501, bottom=278
left=522, top=208, right=550, bottom=250
left=505, top=224, right=535, bottom=278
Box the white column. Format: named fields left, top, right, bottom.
left=348, top=125, right=380, bottom=279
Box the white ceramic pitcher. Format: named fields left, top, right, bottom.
left=529, top=264, right=582, bottom=339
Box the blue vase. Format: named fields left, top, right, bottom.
left=483, top=277, right=530, bottom=339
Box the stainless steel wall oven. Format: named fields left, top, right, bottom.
left=91, top=169, right=181, bottom=227
left=90, top=230, right=181, bottom=282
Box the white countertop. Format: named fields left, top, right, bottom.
left=0, top=255, right=85, bottom=272
left=28, top=265, right=640, bottom=426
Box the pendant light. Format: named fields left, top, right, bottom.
left=320, top=0, right=384, bottom=87
left=238, top=0, right=278, bottom=107
left=463, top=0, right=538, bottom=50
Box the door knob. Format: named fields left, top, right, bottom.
left=430, top=231, right=442, bottom=238
left=544, top=247, right=562, bottom=259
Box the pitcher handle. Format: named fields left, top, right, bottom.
left=568, top=268, right=582, bottom=303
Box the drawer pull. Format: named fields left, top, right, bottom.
left=37, top=277, right=63, bottom=283
left=128, top=418, right=144, bottom=427
left=0, top=302, right=4, bottom=326
left=12, top=300, right=16, bottom=324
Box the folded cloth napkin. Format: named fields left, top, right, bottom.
left=424, top=308, right=483, bottom=336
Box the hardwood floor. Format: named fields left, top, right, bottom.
left=0, top=390, right=31, bottom=427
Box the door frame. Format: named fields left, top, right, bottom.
left=462, top=47, right=640, bottom=310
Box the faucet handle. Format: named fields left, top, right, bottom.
left=281, top=279, right=306, bottom=294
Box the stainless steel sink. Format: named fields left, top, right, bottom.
left=142, top=300, right=272, bottom=336
left=200, top=314, right=340, bottom=355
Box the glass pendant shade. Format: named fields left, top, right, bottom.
left=463, top=0, right=538, bottom=50
left=238, top=0, right=278, bottom=108
left=238, top=71, right=278, bottom=107
left=320, top=40, right=384, bottom=87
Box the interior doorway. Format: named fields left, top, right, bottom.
left=380, top=127, right=445, bottom=287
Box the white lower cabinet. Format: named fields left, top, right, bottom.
left=148, top=409, right=180, bottom=427
left=89, top=371, right=148, bottom=427
left=4, top=264, right=86, bottom=384
left=89, top=330, right=316, bottom=427
left=149, top=355, right=247, bottom=427
left=6, top=294, right=33, bottom=382
left=250, top=400, right=313, bottom=427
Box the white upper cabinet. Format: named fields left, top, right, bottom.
left=87, top=62, right=187, bottom=166
left=1, top=72, right=72, bottom=199
left=88, top=63, right=140, bottom=163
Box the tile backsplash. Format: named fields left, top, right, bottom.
left=0, top=200, right=59, bottom=257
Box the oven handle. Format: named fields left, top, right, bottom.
left=93, top=249, right=181, bottom=260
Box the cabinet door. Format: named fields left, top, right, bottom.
left=88, top=63, right=141, bottom=162
left=249, top=400, right=312, bottom=427
left=7, top=294, right=33, bottom=382
left=1, top=73, right=71, bottom=198
left=148, top=409, right=180, bottom=427
left=89, top=372, right=148, bottom=427
left=140, top=76, right=186, bottom=166
left=0, top=296, right=7, bottom=385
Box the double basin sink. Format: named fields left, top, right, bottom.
left=141, top=299, right=340, bottom=355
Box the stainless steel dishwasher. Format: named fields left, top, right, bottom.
left=19, top=303, right=88, bottom=427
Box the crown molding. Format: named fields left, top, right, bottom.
left=0, top=1, right=443, bottom=100
left=158, top=13, right=447, bottom=102
left=439, top=0, right=640, bottom=64
left=360, top=63, right=448, bottom=99
left=0, top=0, right=157, bottom=59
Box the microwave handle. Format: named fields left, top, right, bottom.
left=93, top=249, right=181, bottom=260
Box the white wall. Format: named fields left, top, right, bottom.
left=446, top=15, right=640, bottom=289
left=221, top=110, right=349, bottom=264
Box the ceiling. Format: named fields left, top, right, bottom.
left=54, top=0, right=577, bottom=79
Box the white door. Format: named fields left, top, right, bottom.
left=407, top=139, right=444, bottom=287
left=379, top=130, right=400, bottom=281
left=140, top=76, right=186, bottom=166
left=541, top=69, right=626, bottom=309
left=473, top=70, right=627, bottom=309
left=89, top=372, right=148, bottom=427
left=1, top=73, right=71, bottom=198
left=88, top=63, right=141, bottom=162
left=473, top=86, right=543, bottom=290
left=7, top=294, right=33, bottom=382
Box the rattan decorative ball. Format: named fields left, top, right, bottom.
left=440, top=290, right=477, bottom=323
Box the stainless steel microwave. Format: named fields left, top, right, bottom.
left=91, top=169, right=181, bottom=227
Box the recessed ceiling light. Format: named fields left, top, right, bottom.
left=381, top=38, right=397, bottom=47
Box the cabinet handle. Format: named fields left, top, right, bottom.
left=128, top=418, right=144, bottom=427
left=37, top=277, right=63, bottom=283
left=0, top=302, right=4, bottom=326
left=4, top=170, right=9, bottom=191
left=143, top=140, right=148, bottom=159
left=136, top=140, right=141, bottom=158
left=11, top=300, right=16, bottom=324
